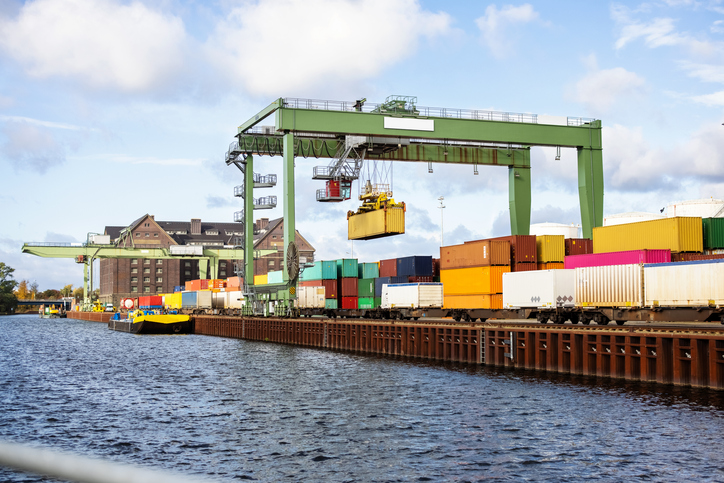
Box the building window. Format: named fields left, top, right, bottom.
left=131, top=268, right=137, bottom=274
left=144, top=268, right=150, bottom=274
left=154, top=233, right=158, bottom=237
left=144, top=223, right=149, bottom=227
left=156, top=260, right=163, bottom=265
left=185, top=262, right=191, bottom=267
left=220, top=271, right=226, bottom=277
left=156, top=286, right=163, bottom=292
left=131, top=277, right=137, bottom=283
left=156, top=268, right=162, bottom=274
left=272, top=235, right=276, bottom=239
left=268, top=260, right=275, bottom=268
left=145, top=233, right=149, bottom=237
left=131, top=259, right=137, bottom=265
left=185, top=270, right=191, bottom=276
left=144, top=277, right=150, bottom=283
left=144, top=259, right=150, bottom=265
left=156, top=277, right=162, bottom=283
left=220, top=262, right=226, bottom=268
left=131, top=286, right=138, bottom=293
left=135, top=232, right=140, bottom=237
left=144, top=286, right=150, bottom=293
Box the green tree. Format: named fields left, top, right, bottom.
left=60, top=284, right=73, bottom=297
left=0, top=262, right=19, bottom=314
left=41, top=289, right=60, bottom=300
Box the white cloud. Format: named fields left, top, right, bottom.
left=691, top=90, right=724, bottom=105
left=102, top=154, right=205, bottom=166
left=0, top=0, right=188, bottom=92
left=0, top=121, right=66, bottom=173
left=679, top=61, right=724, bottom=82
left=573, top=62, right=646, bottom=114
left=0, top=114, right=94, bottom=131
left=712, top=20, right=724, bottom=34
left=475, top=3, right=539, bottom=58
left=205, top=0, right=451, bottom=97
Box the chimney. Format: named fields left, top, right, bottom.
left=191, top=218, right=201, bottom=235
left=256, top=218, right=269, bottom=231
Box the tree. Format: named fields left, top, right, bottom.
left=60, top=284, right=73, bottom=297
left=29, top=281, right=39, bottom=299
left=0, top=262, right=18, bottom=314
left=73, top=287, right=84, bottom=302
left=15, top=280, right=29, bottom=300
left=41, top=289, right=60, bottom=300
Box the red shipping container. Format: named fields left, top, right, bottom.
left=408, top=276, right=433, bottom=282
left=379, top=258, right=397, bottom=277
left=338, top=277, right=358, bottom=297
left=432, top=258, right=440, bottom=277
left=321, top=279, right=338, bottom=299
left=672, top=253, right=724, bottom=262
left=565, top=238, right=593, bottom=256
left=341, top=296, right=358, bottom=310
left=471, top=235, right=537, bottom=264
left=564, top=249, right=671, bottom=269
left=139, top=295, right=162, bottom=307
left=299, top=280, right=324, bottom=287
left=512, top=262, right=537, bottom=272
left=186, top=279, right=210, bottom=291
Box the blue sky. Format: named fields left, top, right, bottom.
left=1, top=0, right=723, bottom=291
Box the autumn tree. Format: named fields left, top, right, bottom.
left=73, top=287, right=84, bottom=301
left=15, top=280, right=29, bottom=300
left=0, top=262, right=18, bottom=314
left=60, top=284, right=73, bottom=297
left=29, top=281, right=39, bottom=299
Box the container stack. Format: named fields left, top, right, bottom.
left=536, top=235, right=565, bottom=270
left=337, top=258, right=359, bottom=309
left=299, top=260, right=338, bottom=308
left=358, top=262, right=379, bottom=310
left=440, top=240, right=511, bottom=309
left=483, top=235, right=536, bottom=271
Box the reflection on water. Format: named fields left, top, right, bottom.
left=2, top=314, right=724, bottom=482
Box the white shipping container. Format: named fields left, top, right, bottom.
left=225, top=291, right=244, bottom=309
left=297, top=286, right=326, bottom=308
left=381, top=283, right=443, bottom=309
left=645, top=260, right=724, bottom=306
left=503, top=270, right=575, bottom=309
left=89, top=234, right=111, bottom=245
left=575, top=264, right=643, bottom=307
left=212, top=292, right=225, bottom=309
left=170, top=245, right=204, bottom=256
left=196, top=290, right=213, bottom=309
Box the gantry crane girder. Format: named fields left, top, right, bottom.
left=230, top=97, right=604, bottom=304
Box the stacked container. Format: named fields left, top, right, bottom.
left=336, top=258, right=358, bottom=309
left=592, top=217, right=703, bottom=254
left=564, top=249, right=671, bottom=269
left=536, top=235, right=565, bottom=270
left=185, top=279, right=209, bottom=291
left=440, top=240, right=510, bottom=309
left=482, top=235, right=537, bottom=271
left=267, top=270, right=283, bottom=284
left=702, top=218, right=724, bottom=249
left=358, top=278, right=375, bottom=309
left=379, top=258, right=397, bottom=277
left=565, top=238, right=593, bottom=257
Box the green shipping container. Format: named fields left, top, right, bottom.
left=301, top=261, right=323, bottom=281
left=358, top=262, right=380, bottom=279
left=358, top=278, right=375, bottom=297
left=336, top=258, right=358, bottom=278
left=325, top=299, right=338, bottom=309
left=703, top=218, right=724, bottom=249
left=358, top=297, right=375, bottom=309
left=321, top=261, right=337, bottom=280
left=374, top=297, right=381, bottom=308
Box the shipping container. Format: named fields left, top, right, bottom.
left=348, top=206, right=405, bottom=240
left=173, top=285, right=184, bottom=293
left=267, top=270, right=283, bottom=284
left=479, top=235, right=537, bottom=264
left=397, top=256, right=433, bottom=277
left=212, top=291, right=225, bottom=309
left=575, top=264, right=643, bottom=307
left=512, top=262, right=537, bottom=272
left=185, top=279, right=209, bottom=291
left=358, top=262, right=380, bottom=279
left=164, top=292, right=182, bottom=310
left=336, top=259, right=358, bottom=278
left=181, top=290, right=213, bottom=309
left=297, top=286, right=325, bottom=308
left=672, top=252, right=724, bottom=262
left=253, top=274, right=268, bottom=285
left=379, top=258, right=398, bottom=277
left=321, top=279, right=338, bottom=299
left=358, top=297, right=375, bottom=309
left=503, top=270, right=575, bottom=308
left=340, top=296, right=358, bottom=310
left=432, top=258, right=440, bottom=277
left=226, top=277, right=242, bottom=290
left=592, top=216, right=703, bottom=254
left=644, top=259, right=724, bottom=307
left=374, top=277, right=392, bottom=297
left=443, top=294, right=502, bottom=310
left=374, top=297, right=381, bottom=308
left=299, top=280, right=324, bottom=287
left=564, top=249, right=671, bottom=269
left=565, top=238, right=593, bottom=256
left=321, top=261, right=337, bottom=280
left=440, top=240, right=510, bottom=269
left=381, top=283, right=444, bottom=309
left=138, top=295, right=163, bottom=308
left=300, top=261, right=323, bottom=281
left=358, top=278, right=375, bottom=298
left=390, top=276, right=408, bottom=284
left=408, top=276, right=433, bottom=282
left=209, top=279, right=226, bottom=289
left=537, top=262, right=564, bottom=270
left=325, top=299, right=338, bottom=309
left=703, top=218, right=724, bottom=249
left=536, top=235, right=565, bottom=263
left=338, top=277, right=358, bottom=297
left=440, top=266, right=510, bottom=295
left=225, top=291, right=243, bottom=309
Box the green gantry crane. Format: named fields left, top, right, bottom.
left=226, top=96, right=603, bottom=311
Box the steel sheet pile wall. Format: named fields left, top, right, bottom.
left=192, top=316, right=724, bottom=390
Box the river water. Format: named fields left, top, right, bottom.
left=2, top=314, right=724, bottom=482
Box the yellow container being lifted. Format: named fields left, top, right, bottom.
left=348, top=184, right=405, bottom=240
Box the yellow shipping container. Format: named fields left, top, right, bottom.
left=254, top=274, right=268, bottom=285
left=348, top=206, right=405, bottom=240
left=443, top=294, right=503, bottom=309
left=593, top=217, right=703, bottom=254
left=165, top=292, right=182, bottom=310
left=440, top=266, right=510, bottom=295
left=537, top=262, right=564, bottom=270
left=536, top=235, right=565, bottom=263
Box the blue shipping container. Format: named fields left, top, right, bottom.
left=174, top=285, right=184, bottom=293
left=267, top=270, right=284, bottom=284
left=301, top=261, right=323, bottom=281
left=325, top=298, right=338, bottom=309
left=321, top=261, right=337, bottom=280
left=358, top=262, right=380, bottom=279
left=374, top=277, right=392, bottom=297
left=181, top=291, right=197, bottom=309
left=336, top=259, right=358, bottom=278
left=396, top=256, right=433, bottom=277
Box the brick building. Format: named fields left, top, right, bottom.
left=99, top=214, right=314, bottom=305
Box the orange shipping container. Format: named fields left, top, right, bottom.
left=439, top=240, right=510, bottom=269
left=209, top=279, right=226, bottom=289
left=226, top=276, right=243, bottom=289
left=443, top=294, right=503, bottom=309
left=299, top=280, right=324, bottom=287
left=537, top=262, right=564, bottom=270
left=440, top=266, right=510, bottom=295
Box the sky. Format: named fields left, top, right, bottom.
left=1, top=0, right=723, bottom=291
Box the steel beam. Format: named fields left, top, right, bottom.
left=508, top=155, right=531, bottom=236
left=577, top=147, right=604, bottom=239
left=282, top=131, right=295, bottom=294
left=237, top=98, right=283, bottom=134
left=245, top=155, right=255, bottom=287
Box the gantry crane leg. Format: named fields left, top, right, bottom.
left=578, top=147, right=604, bottom=239
left=281, top=132, right=296, bottom=311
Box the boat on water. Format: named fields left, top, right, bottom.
left=39, top=305, right=66, bottom=319
left=108, top=310, right=191, bottom=335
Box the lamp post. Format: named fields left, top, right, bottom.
left=438, top=196, right=445, bottom=246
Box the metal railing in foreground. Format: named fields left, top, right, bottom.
left=0, top=440, right=218, bottom=483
